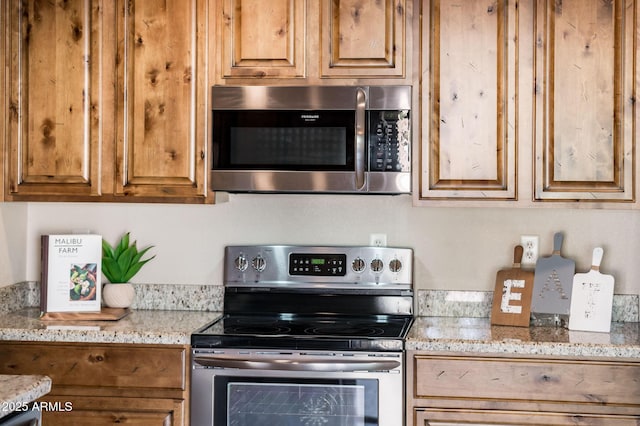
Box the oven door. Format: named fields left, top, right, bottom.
left=191, top=349, right=405, bottom=426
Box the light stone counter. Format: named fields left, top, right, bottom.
left=0, top=308, right=221, bottom=345
left=407, top=317, right=640, bottom=359
left=0, top=375, right=51, bottom=419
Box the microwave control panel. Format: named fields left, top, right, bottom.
left=369, top=110, right=411, bottom=173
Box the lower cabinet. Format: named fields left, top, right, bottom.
left=0, top=342, right=189, bottom=426
left=407, top=351, right=640, bottom=426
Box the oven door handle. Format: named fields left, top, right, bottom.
left=354, top=87, right=367, bottom=191
left=193, top=356, right=400, bottom=372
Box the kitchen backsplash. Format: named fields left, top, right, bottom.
left=2, top=283, right=638, bottom=322
left=416, top=290, right=640, bottom=323
left=0, top=282, right=223, bottom=315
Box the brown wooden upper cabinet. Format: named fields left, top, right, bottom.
left=212, top=0, right=410, bottom=82
left=419, top=0, right=638, bottom=205
left=533, top=0, right=635, bottom=202
left=3, top=0, right=210, bottom=203
left=420, top=0, right=519, bottom=201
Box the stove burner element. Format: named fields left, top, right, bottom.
left=305, top=323, right=386, bottom=337
left=224, top=324, right=292, bottom=335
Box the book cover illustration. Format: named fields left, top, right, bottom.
left=41, top=234, right=102, bottom=313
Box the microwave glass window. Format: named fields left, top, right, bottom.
left=230, top=127, right=347, bottom=166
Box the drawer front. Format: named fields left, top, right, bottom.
left=0, top=342, right=186, bottom=390
left=40, top=395, right=185, bottom=426
left=415, top=408, right=640, bottom=426
left=413, top=354, right=640, bottom=406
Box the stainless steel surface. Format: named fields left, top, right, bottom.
left=193, top=354, right=401, bottom=372
left=190, top=244, right=413, bottom=426
left=191, top=349, right=405, bottom=426
left=224, top=245, right=413, bottom=292
left=211, top=85, right=411, bottom=110
left=210, top=85, right=412, bottom=194
left=210, top=170, right=410, bottom=193
left=355, top=87, right=367, bottom=190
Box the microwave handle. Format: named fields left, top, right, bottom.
left=355, top=88, right=366, bottom=190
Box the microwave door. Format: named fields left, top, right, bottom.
left=211, top=109, right=361, bottom=193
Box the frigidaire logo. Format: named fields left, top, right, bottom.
left=301, top=114, right=320, bottom=121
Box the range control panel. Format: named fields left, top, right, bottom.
left=224, top=245, right=413, bottom=288
left=289, top=253, right=347, bottom=276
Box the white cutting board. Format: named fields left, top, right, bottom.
left=568, top=247, right=614, bottom=333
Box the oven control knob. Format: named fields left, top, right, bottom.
left=252, top=255, right=266, bottom=272
left=351, top=257, right=366, bottom=273
left=389, top=258, right=402, bottom=273
left=370, top=258, right=384, bottom=273
left=234, top=255, right=249, bottom=272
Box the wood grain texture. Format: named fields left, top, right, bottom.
left=5, top=0, right=104, bottom=198
left=4, top=0, right=211, bottom=203
left=534, top=0, right=636, bottom=201
left=491, top=246, right=534, bottom=327
left=407, top=352, right=640, bottom=426
left=219, top=0, right=306, bottom=78
left=115, top=0, right=208, bottom=199
left=0, top=341, right=189, bottom=426
left=321, top=0, right=406, bottom=77
left=421, top=0, right=518, bottom=200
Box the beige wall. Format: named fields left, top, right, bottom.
left=0, top=203, right=28, bottom=286
left=2, top=196, right=639, bottom=294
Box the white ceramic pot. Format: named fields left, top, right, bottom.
left=102, top=283, right=135, bottom=308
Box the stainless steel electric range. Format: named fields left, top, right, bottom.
left=190, top=245, right=414, bottom=426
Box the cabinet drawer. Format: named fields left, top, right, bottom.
left=415, top=408, right=640, bottom=426
left=0, top=342, right=186, bottom=390
left=413, top=355, right=640, bottom=406
left=40, top=394, right=185, bottom=426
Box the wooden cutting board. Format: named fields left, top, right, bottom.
left=531, top=232, right=575, bottom=316
left=491, top=245, right=534, bottom=327
left=569, top=247, right=614, bottom=333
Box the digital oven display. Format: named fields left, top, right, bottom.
left=289, top=253, right=347, bottom=276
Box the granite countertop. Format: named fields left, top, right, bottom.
left=0, top=308, right=221, bottom=345
left=0, top=375, right=51, bottom=419
left=407, top=317, right=640, bottom=359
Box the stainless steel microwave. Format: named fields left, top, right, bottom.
left=210, top=85, right=411, bottom=194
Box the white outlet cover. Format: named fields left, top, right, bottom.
left=370, top=233, right=387, bottom=247
left=520, top=235, right=539, bottom=266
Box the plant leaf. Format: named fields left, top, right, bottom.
left=131, top=245, right=155, bottom=264
left=101, top=232, right=154, bottom=283
left=116, top=246, right=136, bottom=273
left=102, top=257, right=122, bottom=283
left=121, top=257, right=153, bottom=283
left=102, top=239, right=114, bottom=259
left=115, top=232, right=130, bottom=258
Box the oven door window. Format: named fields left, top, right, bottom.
left=214, top=377, right=378, bottom=426
left=212, top=110, right=356, bottom=171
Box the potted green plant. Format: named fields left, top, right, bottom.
left=101, top=232, right=155, bottom=308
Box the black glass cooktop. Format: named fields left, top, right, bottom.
left=191, top=314, right=413, bottom=352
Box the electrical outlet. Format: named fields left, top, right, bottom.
left=370, top=233, right=387, bottom=247
left=520, top=235, right=539, bottom=267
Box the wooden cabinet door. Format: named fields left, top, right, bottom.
left=320, top=0, right=407, bottom=78
left=420, top=0, right=519, bottom=200
left=41, top=395, right=185, bottom=426
left=0, top=3, right=5, bottom=201
left=4, top=0, right=107, bottom=200
left=533, top=0, right=636, bottom=202
left=215, top=0, right=306, bottom=79
left=415, top=409, right=640, bottom=426
left=114, top=0, right=209, bottom=201
left=0, top=342, right=189, bottom=426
